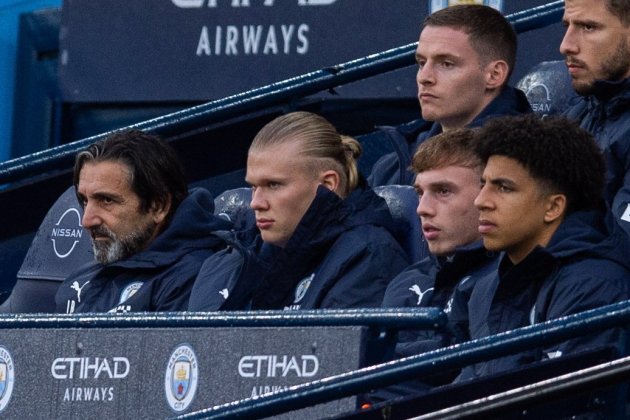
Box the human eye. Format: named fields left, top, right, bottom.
left=497, top=183, right=513, bottom=193
left=440, top=60, right=454, bottom=69
left=268, top=181, right=281, bottom=189
left=574, top=21, right=598, bottom=32
left=437, top=186, right=451, bottom=196
left=95, top=194, right=117, bottom=206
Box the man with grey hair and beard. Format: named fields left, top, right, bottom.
left=561, top=0, right=630, bottom=235
left=55, top=130, right=231, bottom=313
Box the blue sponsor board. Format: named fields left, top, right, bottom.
left=429, top=0, right=504, bottom=13
left=0, top=326, right=364, bottom=418
left=57, top=1, right=565, bottom=102
left=58, top=0, right=425, bottom=102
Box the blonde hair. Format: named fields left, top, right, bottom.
left=250, top=111, right=362, bottom=197
left=411, top=128, right=481, bottom=173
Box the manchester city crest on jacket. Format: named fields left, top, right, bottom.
left=293, top=273, right=315, bottom=306
left=119, top=282, right=143, bottom=304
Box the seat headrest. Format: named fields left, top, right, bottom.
left=17, top=187, right=93, bottom=282
left=214, top=185, right=428, bottom=263
left=517, top=60, right=578, bottom=117
left=374, top=185, right=427, bottom=263
left=214, top=187, right=255, bottom=232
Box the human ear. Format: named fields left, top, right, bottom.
left=150, top=195, right=172, bottom=225
left=320, top=170, right=340, bottom=193
left=485, top=60, right=509, bottom=90
left=543, top=194, right=566, bottom=224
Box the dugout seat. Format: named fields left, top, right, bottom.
left=214, top=185, right=425, bottom=263
left=374, top=185, right=425, bottom=264
left=213, top=187, right=255, bottom=232
left=0, top=187, right=93, bottom=313
left=517, top=60, right=579, bottom=117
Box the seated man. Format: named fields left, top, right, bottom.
left=383, top=128, right=498, bottom=356
left=460, top=114, right=630, bottom=380
left=189, top=111, right=409, bottom=311
left=367, top=4, right=530, bottom=187
left=560, top=0, right=630, bottom=235
left=55, top=130, right=232, bottom=313
left=370, top=129, right=499, bottom=401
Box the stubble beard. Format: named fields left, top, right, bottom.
left=90, top=221, right=157, bottom=265
left=573, top=37, right=630, bottom=95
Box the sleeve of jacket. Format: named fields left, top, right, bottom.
left=142, top=250, right=213, bottom=311
left=611, top=172, right=630, bottom=236
left=541, top=263, right=630, bottom=359
left=189, top=242, right=269, bottom=311
left=318, top=240, right=409, bottom=309
left=188, top=247, right=246, bottom=311
left=382, top=264, right=428, bottom=308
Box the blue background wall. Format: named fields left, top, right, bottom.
left=1, top=0, right=565, bottom=163
left=0, top=0, right=60, bottom=161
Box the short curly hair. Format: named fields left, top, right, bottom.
left=475, top=114, right=606, bottom=214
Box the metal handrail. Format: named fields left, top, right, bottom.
left=176, top=299, right=630, bottom=419
left=418, top=353, right=630, bottom=419
left=0, top=1, right=563, bottom=185
left=0, top=307, right=445, bottom=329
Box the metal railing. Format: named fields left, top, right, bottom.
left=418, top=354, right=630, bottom=419
left=176, top=299, right=630, bottom=419
left=0, top=307, right=445, bottom=330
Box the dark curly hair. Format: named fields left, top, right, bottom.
left=74, top=129, right=188, bottom=222
left=475, top=114, right=606, bottom=214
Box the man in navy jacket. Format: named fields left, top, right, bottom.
left=369, top=129, right=498, bottom=402
left=367, top=4, right=530, bottom=187
left=560, top=0, right=630, bottom=235
left=189, top=112, right=408, bottom=312
left=55, top=130, right=231, bottom=313
left=460, top=114, right=630, bottom=380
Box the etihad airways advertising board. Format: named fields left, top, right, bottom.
left=0, top=326, right=364, bottom=418
left=57, top=0, right=563, bottom=103
left=58, top=0, right=427, bottom=102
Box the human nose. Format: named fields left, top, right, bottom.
left=417, top=62, right=434, bottom=87
left=416, top=194, right=435, bottom=219
left=81, top=201, right=101, bottom=229
left=250, top=188, right=268, bottom=211
left=559, top=25, right=578, bottom=56
left=474, top=185, right=491, bottom=211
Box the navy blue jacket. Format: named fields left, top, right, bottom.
left=459, top=210, right=630, bottom=381
left=382, top=241, right=499, bottom=359
left=564, top=78, right=630, bottom=236
left=189, top=184, right=409, bottom=311
left=55, top=189, right=232, bottom=313
left=363, top=242, right=498, bottom=402
left=366, top=86, right=532, bottom=187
